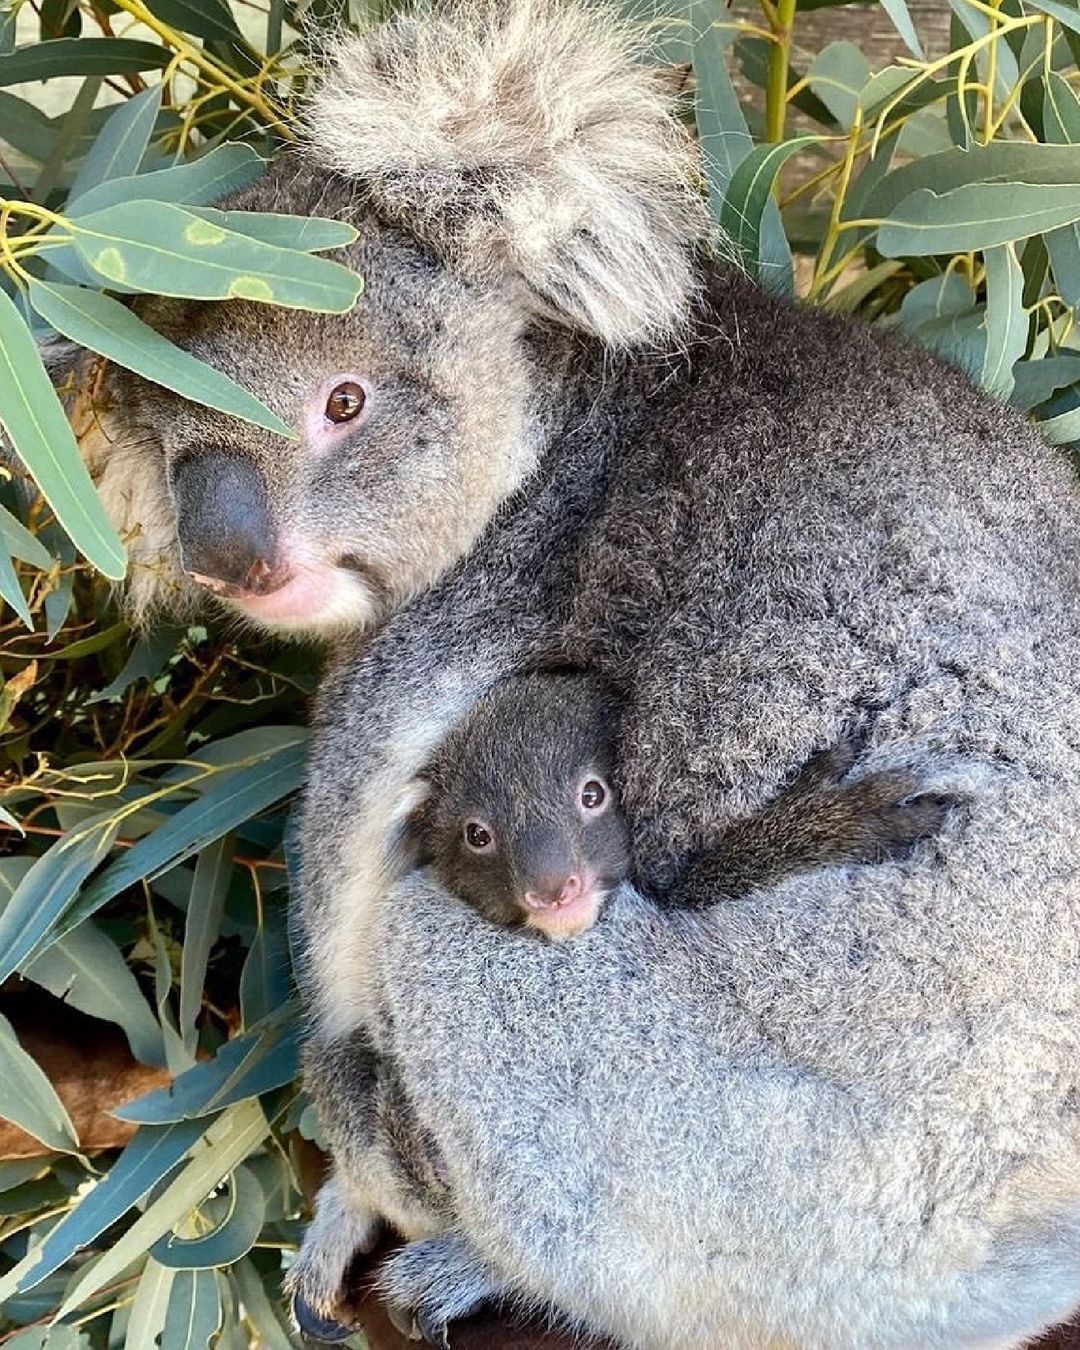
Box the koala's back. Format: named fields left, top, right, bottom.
left=345, top=271, right=1080, bottom=1347
left=571, top=265, right=1080, bottom=883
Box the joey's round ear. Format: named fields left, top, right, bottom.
left=303, top=0, right=710, bottom=348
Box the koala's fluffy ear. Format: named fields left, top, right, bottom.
left=303, top=0, right=709, bottom=348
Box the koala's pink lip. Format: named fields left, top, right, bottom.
left=223, top=569, right=335, bottom=621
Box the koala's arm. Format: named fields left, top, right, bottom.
left=670, top=742, right=962, bottom=910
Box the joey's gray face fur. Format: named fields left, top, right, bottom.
left=90, top=0, right=706, bottom=635
left=420, top=674, right=630, bottom=939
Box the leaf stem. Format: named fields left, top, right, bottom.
left=763, top=0, right=798, bottom=143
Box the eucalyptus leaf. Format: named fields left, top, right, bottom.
left=0, top=1012, right=79, bottom=1155
left=879, top=182, right=1080, bottom=256
left=0, top=38, right=169, bottom=85
left=879, top=0, right=924, bottom=59
left=807, top=41, right=871, bottom=130
left=160, top=1268, right=222, bottom=1349
left=720, top=138, right=820, bottom=282
left=0, top=289, right=127, bottom=579
left=981, top=243, right=1026, bottom=399
left=179, top=836, right=234, bottom=1056
left=56, top=1100, right=270, bottom=1316
left=0, top=1119, right=207, bottom=1299
left=144, top=0, right=241, bottom=42
left=68, top=200, right=364, bottom=312
left=150, top=1164, right=265, bottom=1268
left=124, top=1260, right=177, bottom=1350
left=27, top=280, right=296, bottom=438
left=66, top=85, right=163, bottom=202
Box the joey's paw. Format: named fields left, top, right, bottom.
left=378, top=1234, right=503, bottom=1349
left=285, top=1176, right=381, bottom=1332
left=860, top=790, right=965, bottom=862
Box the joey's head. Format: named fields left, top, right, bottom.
left=421, top=674, right=630, bottom=940
left=83, top=0, right=707, bottom=638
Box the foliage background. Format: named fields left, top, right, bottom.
left=1, top=0, right=1080, bottom=1344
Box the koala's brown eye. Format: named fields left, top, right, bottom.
left=580, top=779, right=607, bottom=811
left=325, top=381, right=366, bottom=424
left=464, top=821, right=494, bottom=852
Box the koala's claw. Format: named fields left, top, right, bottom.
left=293, top=1295, right=356, bottom=1345
left=386, top=1302, right=450, bottom=1348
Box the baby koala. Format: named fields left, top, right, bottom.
left=411, top=673, right=958, bottom=939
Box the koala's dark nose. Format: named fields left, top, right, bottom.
left=172, top=452, right=284, bottom=596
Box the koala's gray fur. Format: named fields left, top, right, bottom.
left=74, top=0, right=1080, bottom=1344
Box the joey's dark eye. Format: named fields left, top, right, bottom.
left=325, top=381, right=366, bottom=424
left=580, top=779, right=607, bottom=811
left=464, top=821, right=494, bottom=852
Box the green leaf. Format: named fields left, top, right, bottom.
left=879, top=182, right=1080, bottom=256
left=897, top=272, right=977, bottom=332
left=807, top=41, right=871, bottom=131
left=27, top=280, right=296, bottom=439
left=864, top=143, right=1080, bottom=221
left=0, top=813, right=119, bottom=987
left=87, top=624, right=184, bottom=704
left=125, top=1260, right=177, bottom=1350
left=161, top=1268, right=221, bottom=1349
left=150, top=1164, right=265, bottom=1268
left=1011, top=353, right=1080, bottom=411
left=186, top=208, right=358, bottom=253
left=981, top=243, right=1026, bottom=399
left=948, top=0, right=1019, bottom=102
left=0, top=38, right=170, bottom=85
left=1027, top=0, right=1080, bottom=36
left=690, top=11, right=793, bottom=292
left=0, top=289, right=127, bottom=579
left=57, top=1100, right=270, bottom=1316
left=231, top=1259, right=301, bottom=1350
left=67, top=85, right=163, bottom=203
left=68, top=200, right=363, bottom=312
left=240, top=908, right=291, bottom=1030
left=720, top=138, right=820, bottom=280
left=0, top=502, right=52, bottom=570
left=53, top=737, right=308, bottom=949
left=144, top=0, right=241, bottom=42
left=179, top=836, right=233, bottom=1057
left=1044, top=223, right=1080, bottom=307
left=0, top=541, right=31, bottom=626
left=0, top=1119, right=206, bottom=1299
left=0, top=1011, right=79, bottom=1154
left=879, top=0, right=925, bottom=59
left=1044, top=69, right=1080, bottom=144
left=115, top=1013, right=301, bottom=1124
left=68, top=144, right=266, bottom=217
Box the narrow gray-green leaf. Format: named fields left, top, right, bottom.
left=0, top=813, right=119, bottom=986
left=179, top=836, right=233, bottom=1057
left=1045, top=223, right=1080, bottom=307
left=28, top=281, right=295, bottom=439
left=161, top=1268, right=221, bottom=1349
left=67, top=85, right=163, bottom=204
left=880, top=0, right=924, bottom=58
left=0, top=502, right=52, bottom=570
left=69, top=201, right=363, bottom=312
left=879, top=182, right=1080, bottom=256
left=0, top=542, right=31, bottom=626
left=87, top=624, right=184, bottom=705
left=0, top=289, right=127, bottom=578
left=150, top=1165, right=265, bottom=1269
left=0, top=1012, right=78, bottom=1154
left=57, top=1100, right=270, bottom=1317
left=0, top=38, right=169, bottom=85
left=1011, top=353, right=1080, bottom=411
left=24, top=921, right=165, bottom=1067
left=144, top=0, right=241, bottom=42
left=1044, top=69, right=1080, bottom=144
left=186, top=208, right=357, bottom=253
left=0, top=1119, right=206, bottom=1298
left=807, top=41, right=871, bottom=130
left=720, top=137, right=820, bottom=280
left=52, top=739, right=307, bottom=950
left=125, top=1260, right=176, bottom=1350
left=981, top=242, right=1026, bottom=399
left=1027, top=0, right=1080, bottom=35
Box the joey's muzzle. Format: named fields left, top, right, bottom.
left=172, top=452, right=285, bottom=597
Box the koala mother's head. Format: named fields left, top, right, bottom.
left=93, top=0, right=707, bottom=637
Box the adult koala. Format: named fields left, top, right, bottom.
left=76, top=0, right=1080, bottom=1345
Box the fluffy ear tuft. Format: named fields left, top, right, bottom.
left=303, top=0, right=709, bottom=348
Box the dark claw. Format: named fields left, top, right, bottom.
left=293, top=1295, right=355, bottom=1344
left=415, top=1309, right=452, bottom=1350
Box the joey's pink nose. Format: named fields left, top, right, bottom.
left=523, top=875, right=583, bottom=912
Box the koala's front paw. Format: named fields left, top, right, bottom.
left=378, top=1233, right=506, bottom=1349
left=285, top=1173, right=382, bottom=1329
